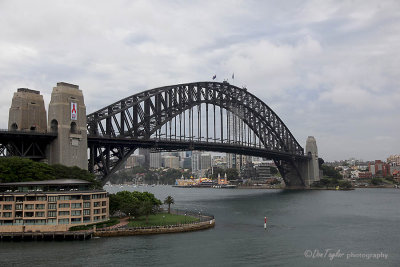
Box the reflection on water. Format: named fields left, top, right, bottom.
left=0, top=186, right=399, bottom=266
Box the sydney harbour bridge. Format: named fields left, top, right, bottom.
left=1, top=81, right=321, bottom=187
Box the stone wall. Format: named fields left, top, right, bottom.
left=94, top=219, right=215, bottom=237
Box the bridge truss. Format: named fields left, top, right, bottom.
left=87, top=81, right=309, bottom=186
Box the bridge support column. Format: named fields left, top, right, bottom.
left=301, top=136, right=320, bottom=187
left=47, top=82, right=88, bottom=170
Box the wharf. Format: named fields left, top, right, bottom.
left=0, top=230, right=94, bottom=241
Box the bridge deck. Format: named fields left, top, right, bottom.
left=88, top=136, right=308, bottom=161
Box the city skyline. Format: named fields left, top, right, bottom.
left=1, top=1, right=399, bottom=161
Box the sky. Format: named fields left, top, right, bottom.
left=0, top=0, right=399, bottom=162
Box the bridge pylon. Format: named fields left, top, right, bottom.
left=47, top=82, right=88, bottom=170
left=8, top=88, right=47, bottom=132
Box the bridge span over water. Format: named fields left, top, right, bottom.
left=1, top=81, right=321, bottom=187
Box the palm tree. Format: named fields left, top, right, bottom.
left=140, top=200, right=155, bottom=224
left=164, top=196, right=174, bottom=214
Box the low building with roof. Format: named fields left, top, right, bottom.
left=0, top=179, right=108, bottom=233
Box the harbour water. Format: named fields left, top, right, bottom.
left=1, top=187, right=399, bottom=266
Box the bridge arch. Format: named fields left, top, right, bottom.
left=87, top=82, right=308, bottom=186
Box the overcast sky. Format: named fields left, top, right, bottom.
left=1, top=0, right=399, bottom=161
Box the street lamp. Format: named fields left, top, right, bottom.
left=162, top=215, right=165, bottom=226
left=184, top=213, right=187, bottom=224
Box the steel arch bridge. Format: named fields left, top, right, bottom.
left=87, top=81, right=311, bottom=186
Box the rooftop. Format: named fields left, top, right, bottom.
left=0, top=179, right=91, bottom=187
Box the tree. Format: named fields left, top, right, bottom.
left=164, top=196, right=174, bottom=214
left=321, top=165, right=342, bottom=180
left=270, top=167, right=279, bottom=175
left=0, top=158, right=100, bottom=188
left=371, top=178, right=383, bottom=185
left=225, top=168, right=239, bottom=180
left=140, top=200, right=156, bottom=224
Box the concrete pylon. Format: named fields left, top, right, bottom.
left=47, top=82, right=87, bottom=170
left=8, top=88, right=47, bottom=132
left=304, top=136, right=320, bottom=186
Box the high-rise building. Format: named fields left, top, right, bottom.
left=200, top=154, right=212, bottom=170
left=125, top=154, right=145, bottom=168
left=163, top=156, right=180, bottom=169
left=192, top=151, right=201, bottom=172
left=150, top=152, right=162, bottom=169
left=139, top=148, right=150, bottom=168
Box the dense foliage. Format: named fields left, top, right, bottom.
left=109, top=191, right=162, bottom=217
left=68, top=218, right=120, bottom=231
left=108, top=167, right=192, bottom=185
left=209, top=167, right=239, bottom=180
left=0, top=157, right=101, bottom=188
left=321, top=165, right=342, bottom=179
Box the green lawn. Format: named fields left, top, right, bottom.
left=128, top=213, right=199, bottom=227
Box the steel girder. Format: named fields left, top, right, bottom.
left=87, top=82, right=307, bottom=185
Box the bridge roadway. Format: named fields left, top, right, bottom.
left=87, top=135, right=309, bottom=162
left=0, top=130, right=57, bottom=159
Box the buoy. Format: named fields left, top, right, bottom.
left=264, top=217, right=267, bottom=230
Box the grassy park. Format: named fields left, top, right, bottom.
left=128, top=213, right=199, bottom=227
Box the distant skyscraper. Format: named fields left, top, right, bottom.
left=139, top=148, right=150, bottom=168
left=150, top=152, right=162, bottom=169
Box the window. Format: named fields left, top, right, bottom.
left=70, top=122, right=77, bottom=133
left=36, top=196, right=46, bottom=201
left=58, top=218, right=69, bottom=224
left=71, top=210, right=81, bottom=216
left=83, top=216, right=91, bottom=222
left=15, top=204, right=23, bottom=210
left=35, top=204, right=45, bottom=210
left=48, top=203, right=57, bottom=210
left=83, top=209, right=90, bottom=215
left=59, top=203, right=70, bottom=208
left=93, top=209, right=100, bottom=215
left=102, top=201, right=107, bottom=206
left=71, top=203, right=82, bottom=209
left=3, top=204, right=12, bottom=210
left=83, top=195, right=91, bottom=200
left=4, top=196, right=14, bottom=202
left=3, top=212, right=12, bottom=218
left=94, top=202, right=100, bottom=207
left=48, top=218, right=57, bottom=225
left=71, top=218, right=81, bottom=224
left=25, top=204, right=34, bottom=210
left=48, top=196, right=57, bottom=202
left=58, top=195, right=71, bottom=201
left=58, top=211, right=70, bottom=216
left=35, top=212, right=45, bottom=217
left=94, top=216, right=100, bottom=221
left=15, top=219, right=23, bottom=225
left=50, top=119, right=58, bottom=133
left=24, top=212, right=34, bottom=217
left=102, top=208, right=107, bottom=214
left=48, top=211, right=57, bottom=217
left=0, top=204, right=1, bottom=209
left=35, top=219, right=46, bottom=225
left=92, top=194, right=104, bottom=199
left=83, top=202, right=90, bottom=208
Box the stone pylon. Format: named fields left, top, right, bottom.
left=47, top=82, right=88, bottom=170
left=8, top=88, right=47, bottom=132
left=304, top=136, right=320, bottom=186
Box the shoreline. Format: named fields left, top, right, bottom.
left=94, top=219, right=215, bottom=237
